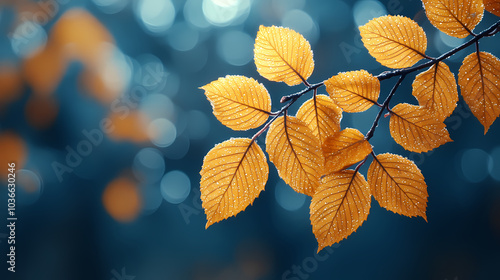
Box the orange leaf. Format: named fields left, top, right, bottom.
left=412, top=62, right=458, bottom=121
left=200, top=75, right=271, bottom=130
left=107, top=110, right=150, bottom=143
left=422, top=0, right=484, bottom=38
left=102, top=176, right=142, bottom=223
left=324, top=70, right=380, bottom=112
left=310, top=170, right=371, bottom=252
left=51, top=9, right=114, bottom=66
left=458, top=51, right=500, bottom=134
left=484, top=0, right=500, bottom=16
left=0, top=65, right=22, bottom=106
left=22, top=43, right=66, bottom=97
left=359, top=15, right=427, bottom=69
left=296, top=94, right=342, bottom=147
left=200, top=138, right=268, bottom=228
left=323, top=128, right=372, bottom=173
left=390, top=103, right=452, bottom=153
left=254, top=26, right=314, bottom=86
left=0, top=132, right=27, bottom=178
left=368, top=153, right=428, bottom=221
left=266, top=115, right=323, bottom=196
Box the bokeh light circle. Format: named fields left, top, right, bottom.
left=133, top=148, right=165, bottom=183
left=217, top=30, right=253, bottom=66
left=16, top=169, right=43, bottom=206
left=136, top=0, right=176, bottom=35
left=352, top=0, right=387, bottom=26
left=282, top=9, right=319, bottom=45
left=461, top=149, right=493, bottom=183
left=148, top=118, right=177, bottom=148
left=161, top=170, right=191, bottom=204
left=168, top=22, right=200, bottom=51
left=489, top=147, right=500, bottom=181
left=11, top=21, right=47, bottom=58
left=275, top=182, right=306, bottom=211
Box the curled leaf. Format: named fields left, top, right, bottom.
left=458, top=51, right=500, bottom=134
left=200, top=75, right=271, bottom=131
left=422, top=0, right=484, bottom=38
left=296, top=94, right=342, bottom=147
left=200, top=138, right=269, bottom=228
left=390, top=103, right=452, bottom=153
left=266, top=115, right=323, bottom=196
left=310, top=170, right=371, bottom=252
left=254, top=25, right=314, bottom=86
left=324, top=70, right=380, bottom=112
left=359, top=15, right=427, bottom=69
left=412, top=62, right=458, bottom=121
left=323, top=128, right=372, bottom=173
left=368, top=153, right=428, bottom=221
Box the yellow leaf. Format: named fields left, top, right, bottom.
left=458, top=51, right=500, bottom=134
left=51, top=9, right=114, bottom=66
left=422, top=0, right=484, bottom=38
left=484, top=0, right=500, bottom=17
left=200, top=75, right=271, bottom=131
left=368, top=153, right=428, bottom=221
left=359, top=15, right=427, bottom=69
left=266, top=115, right=323, bottom=196
left=254, top=25, right=314, bottom=86
left=323, top=128, right=372, bottom=173
left=200, top=138, right=269, bottom=228
left=390, top=103, right=452, bottom=153
left=22, top=43, right=66, bottom=97
left=324, top=70, right=380, bottom=112
left=296, top=94, right=342, bottom=147
left=310, top=170, right=371, bottom=252
left=412, top=62, right=458, bottom=121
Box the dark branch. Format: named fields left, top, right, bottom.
left=365, top=74, right=406, bottom=141
left=376, top=19, right=500, bottom=82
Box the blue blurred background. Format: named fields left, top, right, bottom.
left=0, top=0, right=499, bottom=279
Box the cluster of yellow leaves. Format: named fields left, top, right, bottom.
left=200, top=0, right=500, bottom=252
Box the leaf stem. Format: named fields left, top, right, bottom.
left=253, top=82, right=322, bottom=140
left=365, top=74, right=406, bottom=141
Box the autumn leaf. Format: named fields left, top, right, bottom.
left=296, top=94, right=342, bottom=147
left=368, top=153, right=428, bottom=221
left=458, top=51, right=500, bottom=134
left=359, top=15, right=427, bottom=69
left=390, top=103, right=452, bottom=153
left=422, top=0, right=484, bottom=38
left=310, top=170, right=371, bottom=252
left=323, top=128, right=372, bottom=173
left=200, top=138, right=269, bottom=228
left=22, top=43, right=66, bottom=96
left=412, top=62, right=458, bottom=121
left=266, top=115, right=323, bottom=196
left=484, top=0, right=500, bottom=16
left=324, top=70, right=380, bottom=112
left=254, top=25, right=314, bottom=86
left=51, top=9, right=114, bottom=66
left=200, top=75, right=271, bottom=131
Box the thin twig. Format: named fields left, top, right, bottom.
left=365, top=74, right=406, bottom=141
